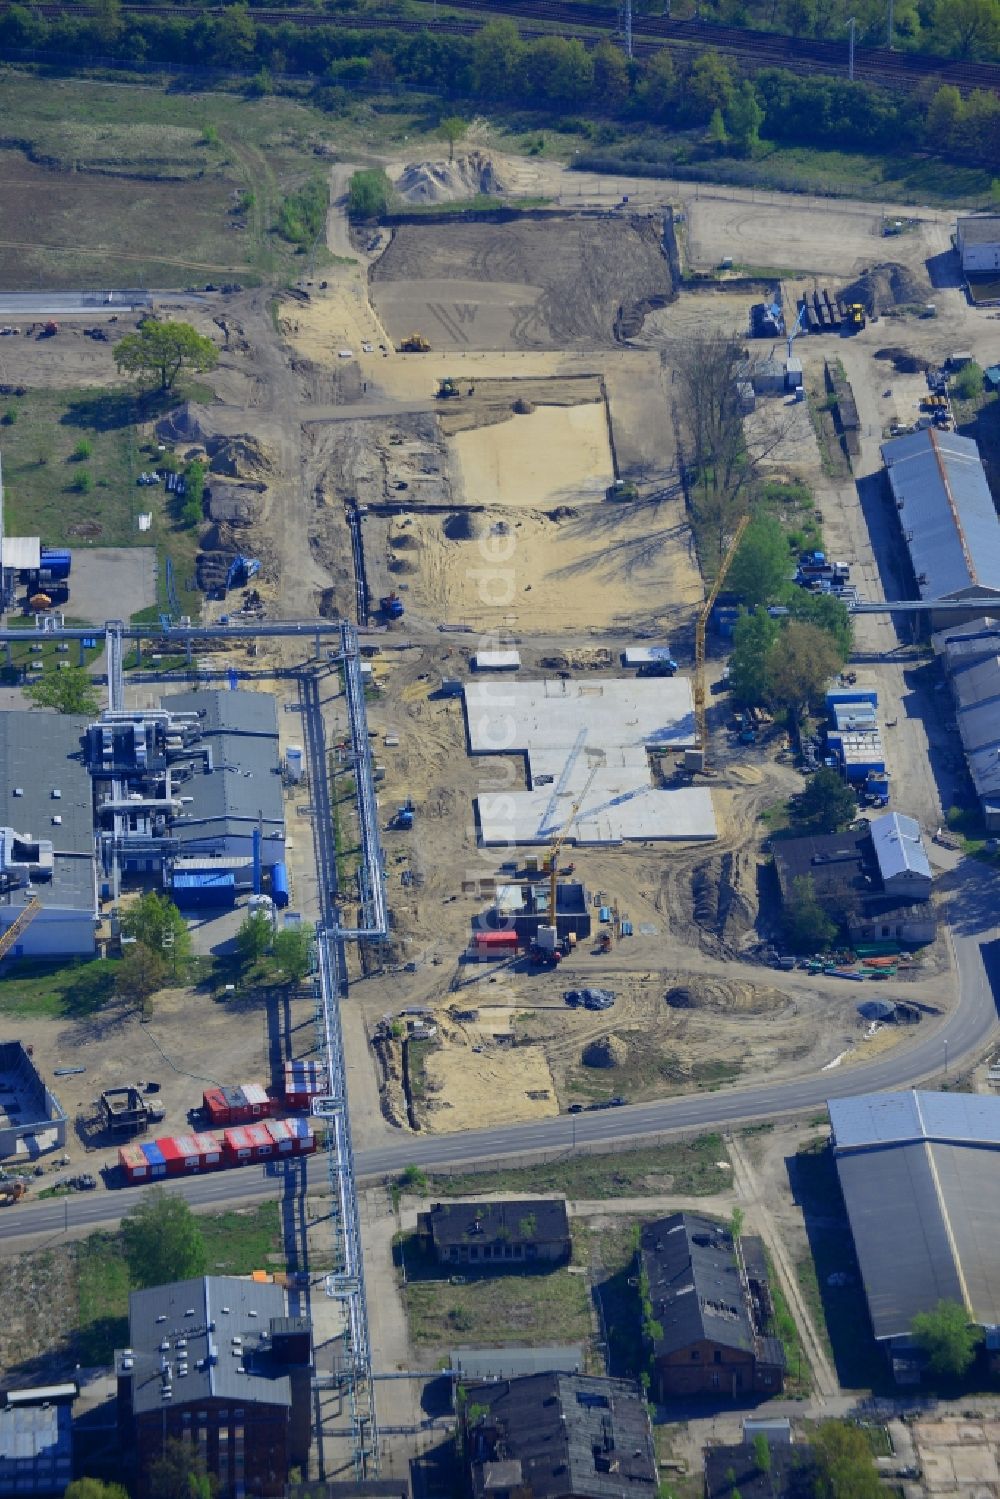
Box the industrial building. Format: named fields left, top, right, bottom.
left=0, top=711, right=98, bottom=958
left=639, top=1213, right=785, bottom=1400
left=460, top=1372, right=658, bottom=1499
left=772, top=811, right=935, bottom=945
left=417, top=1198, right=571, bottom=1267
left=956, top=214, right=1000, bottom=273
left=0, top=1040, right=68, bottom=1159
left=829, top=1090, right=1000, bottom=1380
left=466, top=678, right=716, bottom=844
left=881, top=429, right=1000, bottom=627
left=934, top=619, right=1000, bottom=830
left=117, top=1275, right=312, bottom=1497
left=0, top=1388, right=75, bottom=1498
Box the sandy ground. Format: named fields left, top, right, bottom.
left=418, top=1038, right=558, bottom=1132
left=912, top=1416, right=1000, bottom=1495
left=449, top=401, right=613, bottom=509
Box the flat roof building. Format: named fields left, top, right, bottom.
left=957, top=214, right=1000, bottom=273
left=0, top=711, right=97, bottom=958
left=0, top=1401, right=72, bottom=1498
left=881, top=428, right=1000, bottom=624
left=829, top=1090, right=1000, bottom=1372
left=418, top=1198, right=571, bottom=1266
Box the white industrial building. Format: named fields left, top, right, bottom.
left=956, top=215, right=1000, bottom=274
left=0, top=712, right=98, bottom=959
left=465, top=678, right=716, bottom=844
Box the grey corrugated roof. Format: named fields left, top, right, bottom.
left=934, top=618, right=1000, bottom=665
left=161, top=690, right=284, bottom=846
left=640, top=1212, right=755, bottom=1357
left=959, top=697, right=1000, bottom=756
left=881, top=429, right=1000, bottom=599
left=868, top=811, right=931, bottom=883
left=0, top=711, right=95, bottom=915
left=127, top=1275, right=291, bottom=1416
left=830, top=1089, right=1000, bottom=1151
left=953, top=656, right=1000, bottom=711
left=423, top=1199, right=569, bottom=1248
left=958, top=215, right=1000, bottom=246
left=967, top=742, right=1000, bottom=809
left=450, top=1346, right=583, bottom=1380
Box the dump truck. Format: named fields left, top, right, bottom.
left=380, top=592, right=404, bottom=620
left=400, top=333, right=430, bottom=353
left=847, top=303, right=866, bottom=331
left=436, top=377, right=460, bottom=399
left=0, top=1179, right=27, bottom=1206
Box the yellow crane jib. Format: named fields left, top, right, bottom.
left=548, top=761, right=601, bottom=925
left=0, top=895, right=43, bottom=962
left=694, top=511, right=751, bottom=769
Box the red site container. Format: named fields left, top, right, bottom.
left=119, top=1144, right=148, bottom=1182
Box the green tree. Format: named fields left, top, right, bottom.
left=811, top=1420, right=885, bottom=1499
left=786, top=590, right=853, bottom=658
left=208, top=1, right=255, bottom=65
left=727, top=516, right=791, bottom=607
left=932, top=0, right=999, bottom=55
left=472, top=18, right=525, bottom=97
left=272, top=923, right=314, bottom=983
left=640, top=49, right=675, bottom=115
left=65, top=1482, right=130, bottom=1499
left=729, top=609, right=781, bottom=707
left=122, top=1189, right=208, bottom=1289
left=729, top=1206, right=745, bottom=1240
left=752, top=1433, right=772, bottom=1474
left=92, top=0, right=123, bottom=45
left=912, top=1299, right=984, bottom=1378
left=706, top=106, right=729, bottom=149
left=146, top=1438, right=218, bottom=1499
left=115, top=941, right=170, bottom=1016
left=792, top=766, right=858, bottom=833
left=347, top=168, right=394, bottom=220
left=114, top=320, right=217, bottom=393
left=23, top=666, right=100, bottom=716
left=953, top=360, right=985, bottom=399
left=727, top=80, right=765, bottom=154
left=784, top=874, right=837, bottom=951
left=592, top=39, right=630, bottom=109
left=927, top=83, right=965, bottom=144
left=766, top=619, right=841, bottom=724
left=236, top=909, right=273, bottom=968
left=524, top=36, right=594, bottom=102
left=437, top=114, right=467, bottom=163
left=687, top=50, right=735, bottom=119
left=121, top=892, right=192, bottom=976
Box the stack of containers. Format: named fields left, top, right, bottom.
left=283, top=1060, right=328, bottom=1110
left=119, top=1143, right=150, bottom=1182
left=140, top=1141, right=167, bottom=1178
left=243, top=1122, right=274, bottom=1160
left=285, top=1117, right=317, bottom=1155
left=264, top=1119, right=295, bottom=1155
left=222, top=1127, right=253, bottom=1164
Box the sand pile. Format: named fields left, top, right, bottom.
left=393, top=150, right=506, bottom=205
left=157, top=402, right=216, bottom=445
left=665, top=978, right=784, bottom=1014
left=443, top=511, right=483, bottom=541
left=840, top=261, right=930, bottom=313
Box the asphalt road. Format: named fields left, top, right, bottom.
left=2, top=862, right=996, bottom=1248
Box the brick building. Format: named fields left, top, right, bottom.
left=117, top=1276, right=312, bottom=1497
left=640, top=1213, right=785, bottom=1400
left=417, top=1199, right=571, bottom=1268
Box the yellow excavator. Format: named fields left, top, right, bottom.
left=693, top=512, right=751, bottom=773
left=399, top=332, right=430, bottom=353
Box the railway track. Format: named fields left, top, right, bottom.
left=14, top=0, right=1000, bottom=93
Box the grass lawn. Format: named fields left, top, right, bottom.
left=400, top=1136, right=730, bottom=1202
left=399, top=1233, right=592, bottom=1351
left=0, top=957, right=117, bottom=1018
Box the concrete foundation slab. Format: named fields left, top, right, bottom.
left=465, top=678, right=716, bottom=844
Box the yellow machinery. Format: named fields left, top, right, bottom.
left=0, top=896, right=42, bottom=962
left=547, top=762, right=600, bottom=927
left=400, top=332, right=430, bottom=352
left=849, top=303, right=866, bottom=330
left=694, top=512, right=751, bottom=771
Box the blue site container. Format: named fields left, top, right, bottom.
left=270, top=863, right=290, bottom=909
left=40, top=548, right=71, bottom=580
left=171, top=870, right=236, bottom=908
left=141, top=1142, right=167, bottom=1178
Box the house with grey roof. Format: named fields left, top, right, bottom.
left=0, top=711, right=96, bottom=957
left=417, top=1199, right=571, bottom=1268
left=117, top=1275, right=312, bottom=1497
left=461, top=1372, right=657, bottom=1499
left=639, top=1213, right=784, bottom=1401
left=829, top=1090, right=1000, bottom=1380
left=881, top=428, right=1000, bottom=628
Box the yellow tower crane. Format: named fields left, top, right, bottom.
left=547, top=760, right=601, bottom=926
left=693, top=511, right=751, bottom=772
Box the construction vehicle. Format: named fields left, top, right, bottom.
left=40, top=321, right=58, bottom=337
left=847, top=303, right=866, bottom=332
left=545, top=761, right=600, bottom=929
left=693, top=512, right=751, bottom=773
left=436, top=377, right=460, bottom=399
left=399, top=333, right=430, bottom=353
left=0, top=1179, right=27, bottom=1206
left=390, top=800, right=414, bottom=830
left=0, top=896, right=42, bottom=962
left=380, top=592, right=404, bottom=620
left=597, top=931, right=613, bottom=954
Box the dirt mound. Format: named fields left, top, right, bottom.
left=210, top=435, right=273, bottom=480
left=157, top=401, right=217, bottom=446
left=513, top=397, right=535, bottom=415
left=388, top=555, right=417, bottom=574
left=443, top=511, right=482, bottom=541
left=582, top=1034, right=628, bottom=1069
left=665, top=977, right=784, bottom=1015
left=393, top=151, right=506, bottom=205
left=392, top=531, right=420, bottom=550
left=690, top=849, right=757, bottom=949
left=840, top=261, right=930, bottom=314
left=873, top=346, right=931, bottom=373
